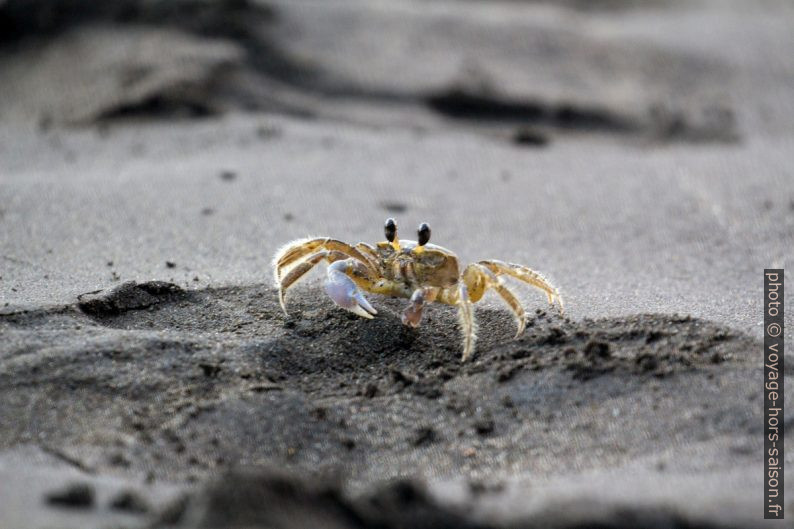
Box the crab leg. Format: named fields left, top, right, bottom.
left=401, top=286, right=440, bottom=328
left=273, top=237, right=375, bottom=283
left=278, top=250, right=340, bottom=312
left=325, top=260, right=378, bottom=319
left=456, top=282, right=477, bottom=362
left=491, top=282, right=526, bottom=337
left=354, top=242, right=382, bottom=272
left=477, top=260, right=564, bottom=314
left=464, top=264, right=527, bottom=338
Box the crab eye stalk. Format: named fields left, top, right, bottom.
left=384, top=218, right=397, bottom=243
left=417, top=223, right=431, bottom=246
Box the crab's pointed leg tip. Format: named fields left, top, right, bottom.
left=461, top=347, right=474, bottom=362
left=278, top=291, right=289, bottom=315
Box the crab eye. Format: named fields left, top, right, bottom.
left=417, top=223, right=431, bottom=246
left=384, top=218, right=397, bottom=242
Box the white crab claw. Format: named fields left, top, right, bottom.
left=325, top=265, right=377, bottom=319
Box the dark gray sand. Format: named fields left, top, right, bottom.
left=0, top=282, right=769, bottom=528
left=1, top=0, right=793, bottom=528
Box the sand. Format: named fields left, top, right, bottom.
left=1, top=0, right=793, bottom=527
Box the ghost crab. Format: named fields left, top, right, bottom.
left=273, top=219, right=563, bottom=361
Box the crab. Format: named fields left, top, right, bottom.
left=273, top=219, right=564, bottom=361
